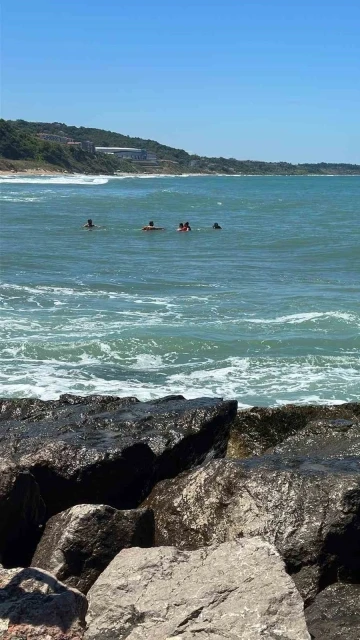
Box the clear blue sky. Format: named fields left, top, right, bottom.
left=2, top=0, right=359, bottom=163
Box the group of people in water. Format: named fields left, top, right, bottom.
left=141, top=220, right=222, bottom=231
left=83, top=219, right=222, bottom=231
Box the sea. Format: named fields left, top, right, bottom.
left=1, top=173, right=359, bottom=407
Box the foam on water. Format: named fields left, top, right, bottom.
left=1, top=174, right=359, bottom=405
left=246, top=311, right=359, bottom=326
left=0, top=353, right=358, bottom=405
left=0, top=175, right=109, bottom=185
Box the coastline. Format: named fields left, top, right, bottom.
left=1, top=169, right=360, bottom=178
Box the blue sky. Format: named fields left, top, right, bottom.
left=2, top=0, right=359, bottom=162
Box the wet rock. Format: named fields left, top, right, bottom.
left=0, top=566, right=87, bottom=639
left=0, top=394, right=237, bottom=515
left=227, top=403, right=360, bottom=458
left=32, top=504, right=154, bottom=594
left=85, top=538, right=310, bottom=640
left=305, top=582, right=360, bottom=640
left=0, top=461, right=45, bottom=567
left=144, top=456, right=360, bottom=602
left=269, top=418, right=360, bottom=458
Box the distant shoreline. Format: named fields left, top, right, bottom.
left=1, top=169, right=360, bottom=178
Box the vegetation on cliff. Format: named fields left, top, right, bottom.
left=1, top=118, right=359, bottom=175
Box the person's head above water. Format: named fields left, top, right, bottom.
left=213, top=222, right=222, bottom=229
left=88, top=219, right=93, bottom=226
left=178, top=223, right=184, bottom=228
left=149, top=221, right=154, bottom=227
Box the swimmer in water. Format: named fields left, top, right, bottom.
left=83, top=219, right=99, bottom=229
left=183, top=221, right=191, bottom=231
left=177, top=223, right=184, bottom=231
left=142, top=220, right=164, bottom=231
left=213, top=222, right=222, bottom=229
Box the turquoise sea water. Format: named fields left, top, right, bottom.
left=1, top=174, right=359, bottom=406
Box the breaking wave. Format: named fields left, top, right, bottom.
left=0, top=175, right=109, bottom=185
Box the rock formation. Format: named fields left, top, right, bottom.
left=144, top=455, right=360, bottom=602
left=0, top=461, right=45, bottom=567
left=32, top=505, right=154, bottom=593
left=85, top=539, right=310, bottom=640
left=305, top=582, right=360, bottom=639
left=1, top=395, right=360, bottom=637
left=0, top=394, right=237, bottom=515
left=227, top=403, right=360, bottom=457
left=0, top=566, right=87, bottom=639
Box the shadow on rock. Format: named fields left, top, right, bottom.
left=0, top=566, right=87, bottom=638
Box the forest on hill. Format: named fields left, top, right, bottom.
left=1, top=119, right=360, bottom=175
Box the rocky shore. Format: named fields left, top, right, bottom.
left=0, top=394, right=359, bottom=638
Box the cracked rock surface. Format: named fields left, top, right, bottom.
left=85, top=538, right=310, bottom=640
left=0, top=394, right=236, bottom=515
left=144, top=456, right=360, bottom=603
left=32, top=504, right=154, bottom=594
left=305, top=582, right=360, bottom=640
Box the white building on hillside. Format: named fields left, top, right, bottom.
left=95, top=147, right=147, bottom=160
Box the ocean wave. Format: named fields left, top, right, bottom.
left=0, top=195, right=43, bottom=202
left=0, top=353, right=359, bottom=406
left=246, top=311, right=359, bottom=326
left=0, top=175, right=109, bottom=185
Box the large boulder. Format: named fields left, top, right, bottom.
left=85, top=539, right=310, bottom=640
left=32, top=504, right=154, bottom=593
left=305, top=582, right=360, bottom=640
left=227, top=403, right=360, bottom=458
left=269, top=418, right=360, bottom=458
left=0, top=394, right=237, bottom=515
left=0, top=566, right=87, bottom=639
left=144, top=456, right=360, bottom=603
left=0, top=461, right=45, bottom=567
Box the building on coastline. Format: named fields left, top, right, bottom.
left=95, top=147, right=157, bottom=163
left=81, top=140, right=96, bottom=154
left=95, top=147, right=147, bottom=160
left=145, top=151, right=158, bottom=164
left=38, top=133, right=95, bottom=154
left=38, top=133, right=72, bottom=144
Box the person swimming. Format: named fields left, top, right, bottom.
left=177, top=221, right=191, bottom=232
left=213, top=222, right=222, bottom=229
left=83, top=219, right=98, bottom=229
left=142, top=220, right=164, bottom=231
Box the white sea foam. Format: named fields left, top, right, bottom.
left=246, top=311, right=358, bottom=325
left=0, top=175, right=109, bottom=185
left=0, top=353, right=359, bottom=406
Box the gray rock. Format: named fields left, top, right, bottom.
left=144, top=456, right=360, bottom=602
left=305, top=582, right=360, bottom=640
left=0, top=394, right=237, bottom=515
left=227, top=403, right=360, bottom=458
left=0, top=461, right=45, bottom=567
left=32, top=504, right=154, bottom=593
left=269, top=418, right=360, bottom=458
left=0, top=565, right=87, bottom=639
left=85, top=538, right=310, bottom=640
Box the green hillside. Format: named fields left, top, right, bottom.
left=1, top=118, right=360, bottom=175
left=0, top=120, right=130, bottom=174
